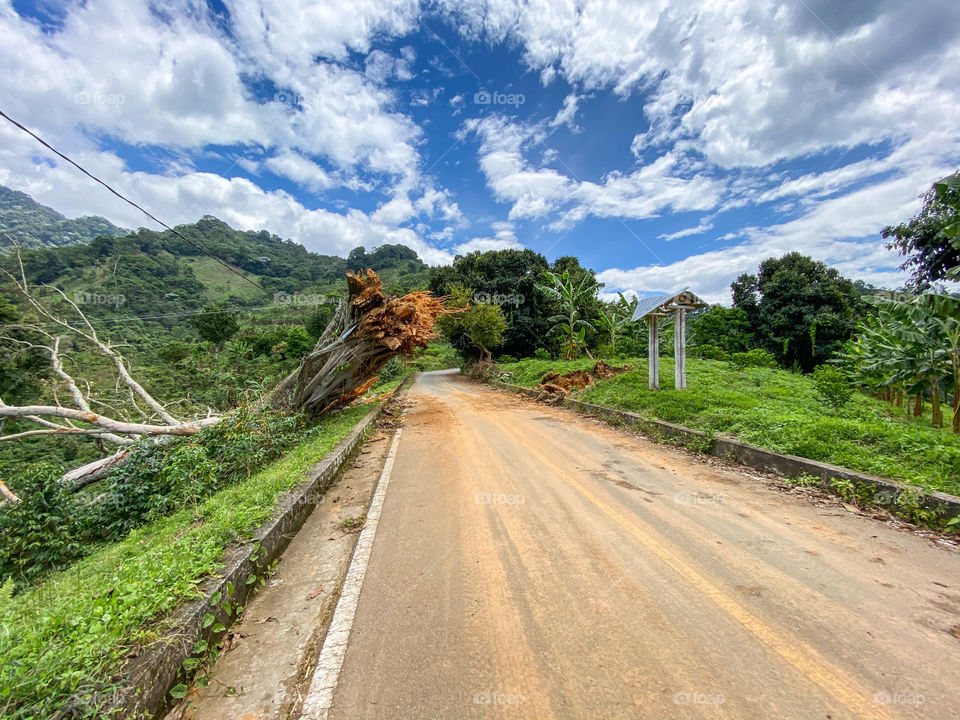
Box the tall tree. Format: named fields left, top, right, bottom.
left=688, top=305, right=753, bottom=354
left=883, top=170, right=960, bottom=289
left=190, top=305, right=239, bottom=351
left=732, top=253, right=861, bottom=371
left=429, top=249, right=553, bottom=358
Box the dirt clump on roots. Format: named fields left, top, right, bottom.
left=536, top=360, right=633, bottom=402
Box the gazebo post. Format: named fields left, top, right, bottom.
left=648, top=315, right=659, bottom=389
left=674, top=308, right=686, bottom=389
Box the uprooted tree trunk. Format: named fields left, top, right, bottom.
left=289, top=270, right=446, bottom=416
left=1, top=262, right=447, bottom=501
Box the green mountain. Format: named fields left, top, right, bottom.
left=0, top=185, right=128, bottom=251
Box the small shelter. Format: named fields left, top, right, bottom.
left=631, top=289, right=707, bottom=390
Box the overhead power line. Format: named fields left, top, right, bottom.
left=0, top=108, right=267, bottom=293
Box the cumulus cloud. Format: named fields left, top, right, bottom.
left=453, top=221, right=523, bottom=254
left=597, top=169, right=946, bottom=304
left=463, top=114, right=725, bottom=226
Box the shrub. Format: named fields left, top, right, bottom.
left=1, top=407, right=312, bottom=586
left=0, top=465, right=85, bottom=584
left=728, top=348, right=777, bottom=370
left=812, top=364, right=853, bottom=412
left=693, top=344, right=729, bottom=361
left=497, top=354, right=518, bottom=364
left=533, top=347, right=552, bottom=361
left=377, top=356, right=403, bottom=383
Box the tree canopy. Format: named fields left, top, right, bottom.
left=732, top=252, right=861, bottom=372
left=883, top=170, right=960, bottom=289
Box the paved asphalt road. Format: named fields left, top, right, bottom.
left=324, top=370, right=959, bottom=720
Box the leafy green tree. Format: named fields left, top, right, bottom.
left=537, top=269, right=598, bottom=360
left=853, top=293, right=960, bottom=431
left=884, top=170, right=960, bottom=289
left=429, top=249, right=553, bottom=358
left=688, top=305, right=753, bottom=354
left=732, top=253, right=861, bottom=371
left=436, top=286, right=507, bottom=361
left=190, top=305, right=239, bottom=351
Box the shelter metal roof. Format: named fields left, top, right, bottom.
left=631, top=289, right=707, bottom=321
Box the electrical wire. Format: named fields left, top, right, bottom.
left=0, top=108, right=268, bottom=293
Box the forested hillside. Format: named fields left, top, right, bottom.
left=0, top=185, right=128, bottom=250
left=0, top=212, right=432, bottom=479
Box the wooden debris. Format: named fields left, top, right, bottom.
left=536, top=360, right=634, bottom=401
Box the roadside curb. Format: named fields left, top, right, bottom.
left=110, top=374, right=417, bottom=720
left=489, top=379, right=960, bottom=522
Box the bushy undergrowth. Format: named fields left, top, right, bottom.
left=0, top=402, right=372, bottom=720
left=3, top=407, right=318, bottom=586
left=499, top=357, right=960, bottom=497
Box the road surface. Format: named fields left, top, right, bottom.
left=322, top=370, right=959, bottom=720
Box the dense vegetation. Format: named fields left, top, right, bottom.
left=0, top=401, right=377, bottom=720
left=0, top=184, right=127, bottom=251
left=0, top=214, right=433, bottom=481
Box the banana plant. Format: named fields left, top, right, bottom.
left=596, top=293, right=638, bottom=355
left=860, top=294, right=959, bottom=430
left=537, top=269, right=598, bottom=360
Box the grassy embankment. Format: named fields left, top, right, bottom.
left=0, top=399, right=377, bottom=719
left=499, top=357, right=960, bottom=499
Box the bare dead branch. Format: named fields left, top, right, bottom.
left=0, top=403, right=220, bottom=436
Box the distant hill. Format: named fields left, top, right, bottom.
left=0, top=184, right=128, bottom=251
left=2, top=214, right=430, bottom=328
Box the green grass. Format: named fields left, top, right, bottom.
left=186, top=256, right=265, bottom=301
left=499, top=357, right=960, bottom=498
left=408, top=340, right=459, bottom=372
left=0, top=403, right=371, bottom=719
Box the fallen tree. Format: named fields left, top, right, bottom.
left=1, top=263, right=448, bottom=500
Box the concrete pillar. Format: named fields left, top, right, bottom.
left=674, top=309, right=686, bottom=389
left=648, top=315, right=659, bottom=389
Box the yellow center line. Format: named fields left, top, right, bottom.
left=483, top=410, right=891, bottom=720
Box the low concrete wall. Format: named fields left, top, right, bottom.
left=490, top=380, right=960, bottom=522
left=109, top=375, right=415, bottom=719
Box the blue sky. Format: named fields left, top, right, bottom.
left=1, top=0, right=958, bottom=302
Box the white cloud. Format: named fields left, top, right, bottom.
left=463, top=114, right=725, bottom=226
left=264, top=151, right=335, bottom=191
left=658, top=218, right=713, bottom=242
left=0, top=124, right=454, bottom=266
left=550, top=93, right=581, bottom=132
left=597, top=168, right=948, bottom=304
left=440, top=0, right=960, bottom=171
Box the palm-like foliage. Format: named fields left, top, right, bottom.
left=537, top=269, right=598, bottom=360
left=846, top=293, right=960, bottom=430
left=596, top=293, right=638, bottom=355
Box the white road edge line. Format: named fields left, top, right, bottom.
left=300, top=427, right=403, bottom=720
